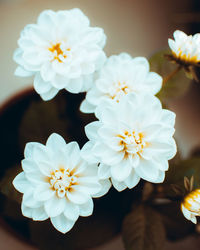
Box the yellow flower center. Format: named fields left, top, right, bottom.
left=110, top=81, right=130, bottom=101
left=49, top=43, right=71, bottom=63
left=117, top=130, right=147, bottom=158
left=49, top=167, right=77, bottom=198
left=182, top=189, right=200, bottom=214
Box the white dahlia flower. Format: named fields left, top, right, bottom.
left=181, top=189, right=200, bottom=224
left=81, top=93, right=176, bottom=191
left=13, top=9, right=106, bottom=100
left=80, top=53, right=162, bottom=113
left=168, top=30, right=200, bottom=65
left=13, top=133, right=111, bottom=233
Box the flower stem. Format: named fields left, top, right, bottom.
left=163, top=65, right=182, bottom=85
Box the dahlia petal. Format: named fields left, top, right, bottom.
left=80, top=141, right=98, bottom=163
left=65, top=78, right=83, bottom=93
left=15, top=66, right=33, bottom=77
left=23, top=190, right=42, bottom=208
left=79, top=197, right=94, bottom=216
left=92, top=179, right=111, bottom=198
left=135, top=159, right=159, bottom=182
left=124, top=170, right=140, bottom=189
left=13, top=172, right=31, bottom=193
left=98, top=163, right=111, bottom=180
left=34, top=184, right=55, bottom=201
left=32, top=207, right=49, bottom=221
left=24, top=142, right=42, bottom=159
left=64, top=201, right=79, bottom=221
left=111, top=161, right=132, bottom=182
left=67, top=187, right=90, bottom=205
left=40, top=87, right=59, bottom=101
left=80, top=99, right=96, bottom=114
left=46, top=133, right=66, bottom=151
left=22, top=159, right=39, bottom=173
left=33, top=73, right=52, bottom=94
left=50, top=214, right=75, bottom=234
left=44, top=195, right=66, bottom=217
left=21, top=203, right=32, bottom=218
left=111, top=179, right=127, bottom=192
left=85, top=121, right=100, bottom=141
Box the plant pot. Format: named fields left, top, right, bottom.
left=0, top=87, right=141, bottom=250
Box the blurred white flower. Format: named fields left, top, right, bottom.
left=13, top=133, right=110, bottom=233
left=13, top=9, right=106, bottom=100
left=168, top=30, right=200, bottom=65
left=81, top=93, right=176, bottom=191
left=181, top=189, right=200, bottom=224
left=80, top=53, right=162, bottom=113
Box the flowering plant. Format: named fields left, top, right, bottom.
left=0, top=8, right=200, bottom=250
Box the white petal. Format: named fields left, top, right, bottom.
left=111, top=161, right=132, bottom=182
left=40, top=87, right=59, bottom=101
left=154, top=171, right=165, bottom=183
left=80, top=99, right=96, bottom=114
left=65, top=78, right=83, bottom=94
left=65, top=142, right=81, bottom=168
left=21, top=203, right=32, bottom=218
left=46, top=133, right=66, bottom=151
left=92, top=179, right=111, bottom=198
left=15, top=66, right=34, bottom=77
left=79, top=197, right=94, bottom=216
left=23, top=190, right=42, bottom=208
left=32, top=206, right=49, bottom=221
left=135, top=159, right=159, bottom=182
left=50, top=214, right=75, bottom=234
left=34, top=184, right=55, bottom=201
left=111, top=179, right=127, bottom=192
left=144, top=72, right=162, bottom=95
left=21, top=159, right=39, bottom=173
left=67, top=187, right=90, bottom=205
left=13, top=172, right=30, bottom=193
left=24, top=142, right=42, bottom=159
left=33, top=73, right=52, bottom=94
left=124, top=170, right=140, bottom=189
left=64, top=201, right=80, bottom=221
left=85, top=121, right=100, bottom=141
left=44, top=195, right=66, bottom=217
left=98, top=163, right=111, bottom=180
left=80, top=141, right=98, bottom=164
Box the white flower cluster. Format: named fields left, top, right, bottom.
left=168, top=30, right=200, bottom=65
left=13, top=8, right=177, bottom=233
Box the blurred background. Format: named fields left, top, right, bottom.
left=1, top=0, right=200, bottom=249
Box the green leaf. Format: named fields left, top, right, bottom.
left=149, top=50, right=191, bottom=104
left=19, top=96, right=68, bottom=151
left=0, top=165, right=22, bottom=202
left=122, top=204, right=166, bottom=250
left=165, top=157, right=200, bottom=189
left=18, top=92, right=96, bottom=152
left=153, top=202, right=195, bottom=240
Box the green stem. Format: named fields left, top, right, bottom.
left=163, top=65, right=182, bottom=85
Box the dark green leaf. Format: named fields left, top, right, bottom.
left=165, top=157, right=200, bottom=189
left=149, top=50, right=191, bottom=104
left=153, top=202, right=195, bottom=240
left=19, top=96, right=68, bottom=150
left=122, top=204, right=166, bottom=250
left=0, top=165, right=22, bottom=202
